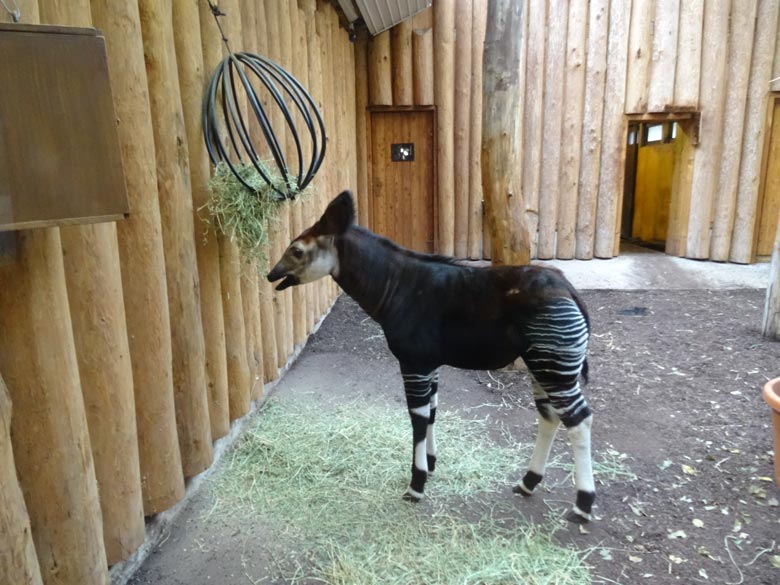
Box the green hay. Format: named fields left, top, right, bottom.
left=207, top=400, right=630, bottom=584
left=205, top=161, right=313, bottom=266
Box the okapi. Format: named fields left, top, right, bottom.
left=268, top=191, right=596, bottom=522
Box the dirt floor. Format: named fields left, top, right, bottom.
left=127, top=289, right=780, bottom=585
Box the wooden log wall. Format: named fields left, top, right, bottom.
left=0, top=1, right=355, bottom=582
left=363, top=0, right=780, bottom=263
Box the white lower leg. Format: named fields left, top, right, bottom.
left=426, top=393, right=438, bottom=463
left=567, top=414, right=595, bottom=520
left=516, top=414, right=560, bottom=495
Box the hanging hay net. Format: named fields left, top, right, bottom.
left=201, top=2, right=325, bottom=264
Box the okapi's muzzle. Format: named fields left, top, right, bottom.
left=267, top=264, right=300, bottom=291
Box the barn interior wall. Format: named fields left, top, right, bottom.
left=361, top=0, right=780, bottom=262
left=0, top=1, right=357, bottom=582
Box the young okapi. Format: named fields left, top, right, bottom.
left=268, top=191, right=596, bottom=522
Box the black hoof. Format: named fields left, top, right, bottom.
left=565, top=508, right=593, bottom=524
left=427, top=454, right=437, bottom=473
left=512, top=484, right=534, bottom=497
left=402, top=491, right=421, bottom=503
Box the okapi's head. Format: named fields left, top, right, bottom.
left=267, top=190, right=355, bottom=290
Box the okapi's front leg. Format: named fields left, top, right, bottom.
left=426, top=369, right=440, bottom=473
left=401, top=368, right=436, bottom=502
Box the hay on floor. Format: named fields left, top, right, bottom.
left=208, top=399, right=630, bottom=584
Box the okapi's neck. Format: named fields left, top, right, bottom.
left=332, top=227, right=406, bottom=324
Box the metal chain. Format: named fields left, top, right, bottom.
left=0, top=0, right=20, bottom=23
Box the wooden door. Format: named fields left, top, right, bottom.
left=758, top=97, right=780, bottom=258
left=369, top=108, right=436, bottom=252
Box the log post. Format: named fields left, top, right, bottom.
left=624, top=0, right=653, bottom=114
left=38, top=0, right=145, bottom=564
left=138, top=0, right=213, bottom=473
left=198, top=0, right=252, bottom=419
left=354, top=29, right=370, bottom=227
left=0, top=373, right=43, bottom=585
left=434, top=0, right=455, bottom=255
left=391, top=19, right=413, bottom=106
left=480, top=0, right=530, bottom=266
left=575, top=0, right=609, bottom=260
left=172, top=0, right=230, bottom=438
left=368, top=31, right=392, bottom=106
left=263, top=0, right=293, bottom=369
left=537, top=0, right=567, bottom=259
left=90, top=0, right=185, bottom=515
left=453, top=0, right=472, bottom=257
left=556, top=0, right=588, bottom=260
left=253, top=0, right=279, bottom=383
left=0, top=229, right=108, bottom=585
left=594, top=0, right=630, bottom=258
left=763, top=215, right=780, bottom=338
left=468, top=0, right=487, bottom=259
left=412, top=28, right=434, bottom=106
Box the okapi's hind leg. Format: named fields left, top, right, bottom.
left=400, top=368, right=436, bottom=502
left=513, top=383, right=561, bottom=496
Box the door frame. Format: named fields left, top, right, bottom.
left=366, top=105, right=438, bottom=251
left=622, top=111, right=700, bottom=257
left=754, top=92, right=780, bottom=260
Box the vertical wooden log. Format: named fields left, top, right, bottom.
left=412, top=6, right=433, bottom=28
left=537, top=0, right=568, bottom=259
left=594, top=0, right=630, bottom=258
left=138, top=0, right=213, bottom=472
left=355, top=29, right=371, bottom=226
left=172, top=0, right=231, bottom=439
left=763, top=217, right=780, bottom=338
left=710, top=0, right=757, bottom=261
left=90, top=0, right=185, bottom=515
left=198, top=0, right=252, bottom=416
left=575, top=0, right=609, bottom=259
left=522, top=0, right=546, bottom=257
left=731, top=0, right=780, bottom=263
left=228, top=0, right=265, bottom=397
left=453, top=0, right=472, bottom=257
left=369, top=31, right=392, bottom=106
left=0, top=373, right=43, bottom=585
left=0, top=231, right=108, bottom=585
left=624, top=0, right=654, bottom=114
left=38, top=0, right=145, bottom=563
left=686, top=0, right=730, bottom=258
left=303, top=0, right=329, bottom=322
left=253, top=0, right=279, bottom=383
left=435, top=0, right=456, bottom=255
left=674, top=0, right=704, bottom=108
left=391, top=19, right=413, bottom=106
left=646, top=0, right=680, bottom=112
left=556, top=0, right=588, bottom=259
left=263, top=0, right=293, bottom=369
left=412, top=28, right=434, bottom=106
left=468, top=0, right=487, bottom=259
left=481, top=0, right=531, bottom=266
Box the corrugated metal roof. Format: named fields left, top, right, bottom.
left=341, top=0, right=431, bottom=36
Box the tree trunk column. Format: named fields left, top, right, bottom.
left=480, top=0, right=531, bottom=265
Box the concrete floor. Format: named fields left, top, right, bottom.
left=534, top=242, right=771, bottom=290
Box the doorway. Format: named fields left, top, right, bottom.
left=757, top=95, right=780, bottom=259
left=620, top=114, right=698, bottom=257
left=368, top=107, right=436, bottom=253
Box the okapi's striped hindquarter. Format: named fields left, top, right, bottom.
left=268, top=192, right=596, bottom=523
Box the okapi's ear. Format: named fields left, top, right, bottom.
left=317, top=190, right=355, bottom=235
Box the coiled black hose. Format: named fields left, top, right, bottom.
left=202, top=6, right=326, bottom=200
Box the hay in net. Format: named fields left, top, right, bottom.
left=206, top=399, right=627, bottom=584
left=205, top=161, right=313, bottom=266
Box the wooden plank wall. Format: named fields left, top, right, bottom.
left=0, top=1, right=354, bottom=582
left=365, top=0, right=780, bottom=262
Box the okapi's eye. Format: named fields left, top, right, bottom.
left=291, top=247, right=304, bottom=259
